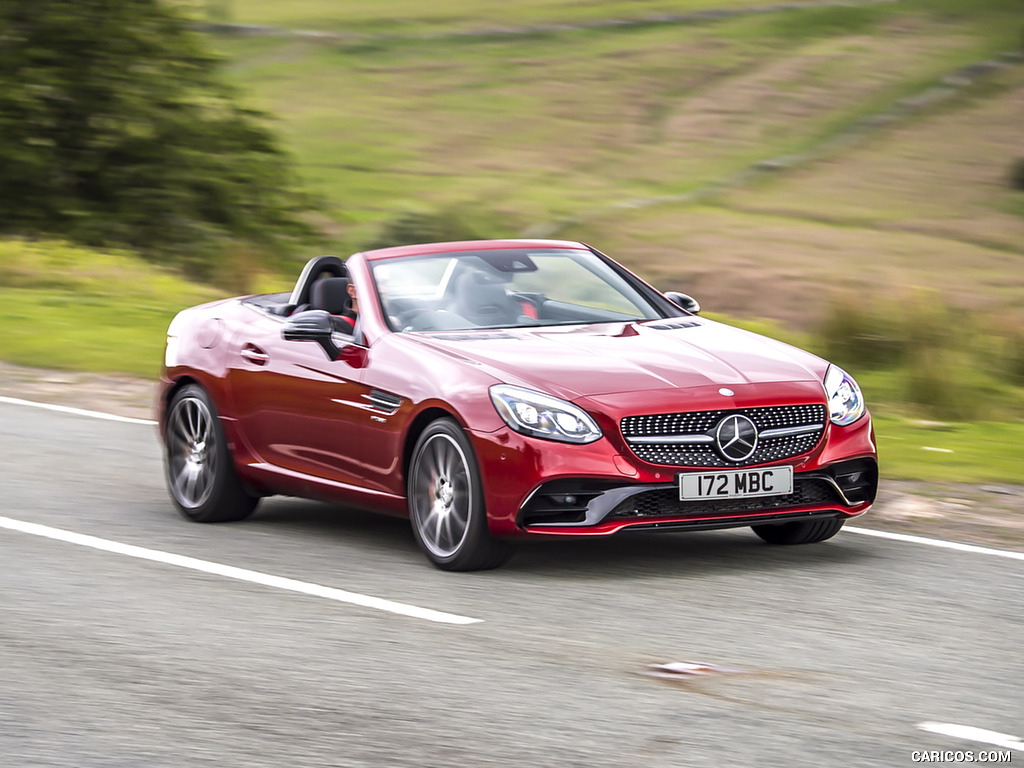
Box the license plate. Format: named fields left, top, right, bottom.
left=679, top=466, right=793, bottom=501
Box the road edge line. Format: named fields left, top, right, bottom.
left=0, top=515, right=483, bottom=625
left=846, top=526, right=1024, bottom=562
left=0, top=395, right=157, bottom=425
left=918, top=722, right=1024, bottom=752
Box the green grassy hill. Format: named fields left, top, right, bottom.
left=203, top=0, right=1023, bottom=328
left=206, top=0, right=827, bottom=35
left=2, top=0, right=1022, bottom=481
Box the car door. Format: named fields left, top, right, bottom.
left=227, top=308, right=371, bottom=488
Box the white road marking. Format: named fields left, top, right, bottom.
left=918, top=722, right=1024, bottom=752
left=0, top=515, right=482, bottom=625
left=0, top=395, right=157, bottom=425
left=846, top=526, right=1024, bottom=562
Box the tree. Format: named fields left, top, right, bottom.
left=0, top=0, right=316, bottom=276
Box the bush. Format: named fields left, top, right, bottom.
left=364, top=208, right=507, bottom=250
left=1010, top=158, right=1024, bottom=191
left=816, top=291, right=1024, bottom=420
left=0, top=0, right=317, bottom=276
left=816, top=294, right=907, bottom=371
left=988, top=317, right=1024, bottom=386
left=902, top=348, right=988, bottom=420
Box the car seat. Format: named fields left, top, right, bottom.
left=310, top=277, right=355, bottom=333
left=451, top=271, right=520, bottom=327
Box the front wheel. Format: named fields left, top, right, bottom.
left=164, top=383, right=259, bottom=523
left=407, top=418, right=512, bottom=571
left=752, top=518, right=845, bottom=545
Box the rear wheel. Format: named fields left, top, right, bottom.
left=408, top=418, right=512, bottom=571
left=164, top=383, right=259, bottom=523
left=752, top=518, right=845, bottom=545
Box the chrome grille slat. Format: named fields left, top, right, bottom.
left=621, top=404, right=826, bottom=467
left=625, top=434, right=715, bottom=445
left=758, top=424, right=823, bottom=439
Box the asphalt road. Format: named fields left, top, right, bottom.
left=1, top=401, right=1021, bottom=767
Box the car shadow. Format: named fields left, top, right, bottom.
left=247, top=497, right=882, bottom=580
left=507, top=528, right=879, bottom=580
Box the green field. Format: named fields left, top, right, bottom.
left=200, top=0, right=1024, bottom=331
left=201, top=0, right=850, bottom=35
left=0, top=241, right=222, bottom=377
left=3, top=0, right=1023, bottom=482
left=28, top=0, right=1020, bottom=314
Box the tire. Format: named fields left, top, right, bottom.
left=164, top=383, right=259, bottom=523
left=407, top=418, right=512, bottom=571
left=752, top=517, right=845, bottom=545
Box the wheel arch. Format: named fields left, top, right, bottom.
left=164, top=374, right=199, bottom=408
left=160, top=374, right=200, bottom=433
left=401, top=406, right=465, bottom=491
left=161, top=373, right=234, bottom=437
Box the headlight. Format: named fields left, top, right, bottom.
left=824, top=365, right=865, bottom=426
left=490, top=385, right=602, bottom=444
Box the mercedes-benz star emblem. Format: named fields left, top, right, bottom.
left=715, top=414, right=758, bottom=462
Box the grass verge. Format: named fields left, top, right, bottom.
left=873, top=415, right=1024, bottom=484
left=0, top=240, right=222, bottom=377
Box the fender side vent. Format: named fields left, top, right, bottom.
left=362, top=389, right=403, bottom=414
left=646, top=321, right=700, bottom=330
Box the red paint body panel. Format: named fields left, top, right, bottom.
left=159, top=240, right=878, bottom=542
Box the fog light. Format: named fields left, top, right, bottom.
left=837, top=472, right=863, bottom=488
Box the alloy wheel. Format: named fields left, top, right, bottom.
left=166, top=395, right=218, bottom=509
left=410, top=433, right=472, bottom=559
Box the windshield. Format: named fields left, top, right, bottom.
left=371, top=248, right=662, bottom=332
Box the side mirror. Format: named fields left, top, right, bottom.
left=664, top=291, right=701, bottom=315
left=282, top=310, right=341, bottom=360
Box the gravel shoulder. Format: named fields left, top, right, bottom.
left=0, top=361, right=158, bottom=422
left=3, top=359, right=1021, bottom=552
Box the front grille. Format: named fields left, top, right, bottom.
left=621, top=404, right=826, bottom=467
left=608, top=477, right=840, bottom=520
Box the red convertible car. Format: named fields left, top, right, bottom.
left=160, top=239, right=877, bottom=570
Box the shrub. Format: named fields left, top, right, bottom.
left=0, top=0, right=317, bottom=275
left=1010, top=159, right=1024, bottom=191
left=817, top=291, right=1024, bottom=420
left=816, top=294, right=907, bottom=371
left=988, top=317, right=1024, bottom=386
left=902, top=348, right=984, bottom=420
left=364, top=208, right=507, bottom=250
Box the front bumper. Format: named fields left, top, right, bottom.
left=516, top=459, right=875, bottom=535
left=469, top=411, right=877, bottom=538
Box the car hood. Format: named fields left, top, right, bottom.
left=412, top=319, right=829, bottom=401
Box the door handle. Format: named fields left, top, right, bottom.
left=240, top=343, right=269, bottom=366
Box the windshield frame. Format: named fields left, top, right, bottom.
left=368, top=245, right=689, bottom=334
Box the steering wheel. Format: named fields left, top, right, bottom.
left=396, top=307, right=429, bottom=332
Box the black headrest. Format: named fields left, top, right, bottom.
left=287, top=255, right=347, bottom=311
left=311, top=277, right=350, bottom=315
